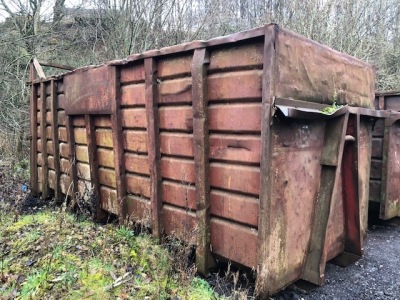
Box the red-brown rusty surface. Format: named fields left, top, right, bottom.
left=64, top=66, right=115, bottom=115
left=370, top=92, right=400, bottom=220
left=29, top=24, right=377, bottom=297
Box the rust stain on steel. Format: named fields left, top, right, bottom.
left=256, top=23, right=277, bottom=298
left=275, top=28, right=374, bottom=109
left=40, top=82, right=49, bottom=199
left=381, top=120, right=400, bottom=219
left=303, top=113, right=349, bottom=286
left=50, top=80, right=62, bottom=202
left=29, top=79, right=39, bottom=196
left=110, top=66, right=128, bottom=224
left=144, top=57, right=162, bottom=238
left=29, top=23, right=378, bottom=297
left=64, top=66, right=114, bottom=115
left=340, top=115, right=363, bottom=255
left=192, top=48, right=215, bottom=274
left=370, top=92, right=400, bottom=220
left=358, top=117, right=373, bottom=236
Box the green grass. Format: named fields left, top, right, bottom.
left=0, top=210, right=220, bottom=299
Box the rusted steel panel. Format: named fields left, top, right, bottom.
left=373, top=119, right=385, bottom=137
left=162, top=181, right=196, bottom=210
left=94, top=116, right=112, bottom=128
left=64, top=66, right=115, bottom=115
left=275, top=28, right=374, bottom=108
left=303, top=114, right=349, bottom=286
left=158, top=55, right=192, bottom=79
left=358, top=117, right=373, bottom=237
left=210, top=134, right=261, bottom=163
left=163, top=205, right=197, bottom=244
left=371, top=138, right=383, bottom=158
left=76, top=162, right=90, bottom=181
left=58, top=127, right=68, bottom=142
left=210, top=218, right=258, bottom=268
left=100, top=186, right=119, bottom=216
left=86, top=115, right=107, bottom=221
left=72, top=116, right=85, bottom=127
left=60, top=158, right=71, bottom=173
left=262, top=119, right=325, bottom=293
left=159, top=106, right=193, bottom=132
left=369, top=180, right=381, bottom=202
left=369, top=92, right=400, bottom=219
left=49, top=170, right=56, bottom=189
left=144, top=57, right=163, bottom=236
left=126, top=174, right=151, bottom=198
left=98, top=167, right=116, bottom=188
left=121, top=84, right=145, bottom=106
left=160, top=133, right=194, bottom=158
left=57, top=94, right=66, bottom=110
left=58, top=111, right=66, bottom=126
left=50, top=80, right=61, bottom=202
left=95, top=129, right=113, bottom=148
left=121, top=108, right=147, bottom=129
left=75, top=145, right=89, bottom=162
left=158, top=78, right=192, bottom=105
left=46, top=141, right=54, bottom=155
left=210, top=190, right=259, bottom=228
left=380, top=121, right=400, bottom=219
left=97, top=149, right=114, bottom=168
left=74, top=128, right=87, bottom=144
left=208, top=42, right=264, bottom=72
left=66, top=116, right=78, bottom=199
left=210, top=163, right=260, bottom=196
left=384, top=95, right=400, bottom=111
left=59, top=143, right=69, bottom=158
left=110, top=66, right=128, bottom=224
left=192, top=48, right=215, bottom=274
left=208, top=104, right=262, bottom=132
left=47, top=156, right=55, bottom=170
left=124, top=153, right=149, bottom=175
left=40, top=82, right=49, bottom=199
left=120, top=63, right=145, bottom=84
left=57, top=81, right=64, bottom=94
left=161, top=157, right=195, bottom=183
left=370, top=159, right=383, bottom=179
left=126, top=195, right=150, bottom=224
left=123, top=130, right=147, bottom=153
left=30, top=24, right=377, bottom=297
left=208, top=70, right=262, bottom=101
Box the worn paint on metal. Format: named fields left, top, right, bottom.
left=28, top=24, right=378, bottom=297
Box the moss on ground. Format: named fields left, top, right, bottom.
left=0, top=210, right=219, bottom=299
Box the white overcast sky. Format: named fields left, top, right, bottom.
left=0, top=0, right=88, bottom=22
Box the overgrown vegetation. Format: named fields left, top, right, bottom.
left=0, top=161, right=252, bottom=299
left=0, top=209, right=219, bottom=299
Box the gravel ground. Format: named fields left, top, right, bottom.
left=274, top=217, right=400, bottom=299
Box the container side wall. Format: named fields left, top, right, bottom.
left=275, top=29, right=375, bottom=109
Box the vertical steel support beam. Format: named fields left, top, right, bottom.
left=66, top=116, right=78, bottom=200
left=110, top=67, right=127, bottom=224
left=144, top=58, right=162, bottom=238
left=192, top=48, right=215, bottom=274
left=29, top=64, right=39, bottom=197
left=85, top=115, right=106, bottom=221
left=302, top=113, right=349, bottom=285
left=50, top=80, right=61, bottom=202
left=40, top=82, right=49, bottom=199
left=256, top=24, right=277, bottom=298
left=331, top=114, right=363, bottom=267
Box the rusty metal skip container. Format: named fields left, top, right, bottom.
left=370, top=91, right=400, bottom=220
left=29, top=24, right=383, bottom=296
